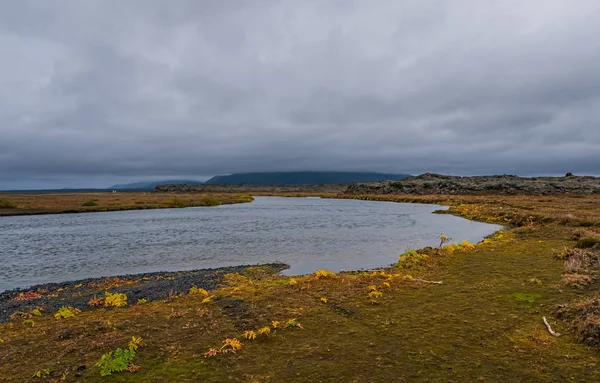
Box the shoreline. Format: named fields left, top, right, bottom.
left=0, top=263, right=288, bottom=323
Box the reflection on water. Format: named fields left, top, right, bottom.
left=0, top=197, right=502, bottom=291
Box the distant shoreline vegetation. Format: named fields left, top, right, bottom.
left=0, top=193, right=253, bottom=217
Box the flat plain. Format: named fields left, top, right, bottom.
left=1, top=193, right=600, bottom=382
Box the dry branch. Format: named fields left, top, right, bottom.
left=543, top=316, right=561, bottom=337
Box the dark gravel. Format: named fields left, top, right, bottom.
left=0, top=263, right=288, bottom=323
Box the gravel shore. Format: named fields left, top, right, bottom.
left=0, top=263, right=288, bottom=322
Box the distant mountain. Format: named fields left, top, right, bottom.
left=108, top=180, right=204, bottom=190
left=204, top=171, right=411, bottom=185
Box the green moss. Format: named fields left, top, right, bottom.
left=513, top=292, right=542, bottom=303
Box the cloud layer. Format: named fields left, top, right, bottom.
left=1, top=1, right=599, bottom=188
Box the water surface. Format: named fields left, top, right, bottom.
left=0, top=197, right=502, bottom=291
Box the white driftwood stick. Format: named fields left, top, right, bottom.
left=543, top=316, right=561, bottom=337
left=407, top=278, right=443, bottom=285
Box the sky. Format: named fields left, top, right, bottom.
left=1, top=1, right=600, bottom=189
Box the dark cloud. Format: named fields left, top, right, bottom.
left=1, top=0, right=600, bottom=189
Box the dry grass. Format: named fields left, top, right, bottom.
left=0, top=192, right=253, bottom=216
left=562, top=273, right=595, bottom=288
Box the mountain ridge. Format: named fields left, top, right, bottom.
left=204, top=171, right=410, bottom=185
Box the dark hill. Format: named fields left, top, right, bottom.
left=108, top=180, right=204, bottom=190
left=204, top=171, right=410, bottom=185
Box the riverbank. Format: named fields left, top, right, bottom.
left=0, top=264, right=288, bottom=323
left=0, top=192, right=253, bottom=217
left=1, top=194, right=600, bottom=382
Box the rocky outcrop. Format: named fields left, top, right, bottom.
left=155, top=183, right=349, bottom=193
left=157, top=173, right=600, bottom=196
left=345, top=173, right=600, bottom=195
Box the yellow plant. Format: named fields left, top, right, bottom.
left=243, top=330, right=257, bottom=340
left=314, top=269, right=336, bottom=279
left=436, top=234, right=450, bottom=254
left=54, top=306, right=79, bottom=319
left=444, top=245, right=456, bottom=254
left=104, top=291, right=128, bottom=307
left=289, top=278, right=298, bottom=286
left=271, top=320, right=280, bottom=329
left=220, top=338, right=243, bottom=353
left=320, top=297, right=328, bottom=303
left=204, top=348, right=219, bottom=357
left=367, top=285, right=378, bottom=292
left=137, top=298, right=148, bottom=305
left=128, top=336, right=143, bottom=351
left=201, top=297, right=212, bottom=304
left=189, top=286, right=209, bottom=296
left=31, top=308, right=43, bottom=317
left=258, top=326, right=271, bottom=336
left=368, top=291, right=383, bottom=299
left=462, top=240, right=476, bottom=251
left=383, top=282, right=391, bottom=289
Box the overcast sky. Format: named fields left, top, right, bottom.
left=1, top=1, right=599, bottom=189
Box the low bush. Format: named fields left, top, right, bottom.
left=82, top=200, right=98, bottom=207
left=314, top=269, right=336, bottom=279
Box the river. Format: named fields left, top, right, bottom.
left=0, top=196, right=502, bottom=291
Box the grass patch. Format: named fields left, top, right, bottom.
left=82, top=199, right=99, bottom=207
left=0, top=198, right=16, bottom=209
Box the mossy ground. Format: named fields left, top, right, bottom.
left=1, top=194, right=600, bottom=382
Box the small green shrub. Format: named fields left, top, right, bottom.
left=0, top=198, right=16, bottom=209
left=576, top=237, right=600, bottom=249
left=82, top=200, right=99, bottom=207
left=96, top=348, right=136, bottom=376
